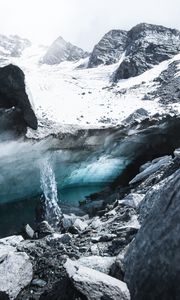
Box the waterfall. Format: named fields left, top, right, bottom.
left=39, top=157, right=62, bottom=229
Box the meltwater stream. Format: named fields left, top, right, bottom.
left=40, top=157, right=62, bottom=229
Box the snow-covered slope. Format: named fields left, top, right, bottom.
left=0, top=35, right=179, bottom=139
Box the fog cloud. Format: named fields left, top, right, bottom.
left=0, top=0, right=180, bottom=51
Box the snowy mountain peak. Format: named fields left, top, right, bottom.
left=87, top=22, right=180, bottom=81
left=42, top=36, right=89, bottom=65
left=88, top=29, right=127, bottom=68
left=128, top=23, right=180, bottom=39
left=114, top=23, right=180, bottom=80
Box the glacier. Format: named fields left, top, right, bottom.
left=0, top=42, right=180, bottom=237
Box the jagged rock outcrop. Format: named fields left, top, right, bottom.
left=0, top=64, right=37, bottom=137
left=124, top=169, right=180, bottom=300
left=42, top=36, right=89, bottom=65
left=88, top=30, right=127, bottom=67
left=113, top=23, right=180, bottom=80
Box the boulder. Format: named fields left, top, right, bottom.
left=65, top=258, right=130, bottom=300
left=77, top=255, right=116, bottom=274
left=22, top=224, right=34, bottom=239
left=73, top=219, right=88, bottom=231
left=0, top=250, right=33, bottom=299
left=124, top=170, right=180, bottom=300
left=35, top=221, right=55, bottom=238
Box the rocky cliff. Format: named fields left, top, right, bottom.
left=88, top=30, right=127, bottom=67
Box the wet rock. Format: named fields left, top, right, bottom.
left=36, top=195, right=63, bottom=231
left=73, top=219, right=88, bottom=232
left=62, top=214, right=77, bottom=231
left=36, top=221, right=55, bottom=238
left=65, top=258, right=130, bottom=300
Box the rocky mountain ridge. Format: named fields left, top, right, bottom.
left=88, top=23, right=180, bottom=82
left=42, top=36, right=89, bottom=65
left=88, top=29, right=127, bottom=67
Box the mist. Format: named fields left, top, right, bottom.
left=0, top=0, right=180, bottom=51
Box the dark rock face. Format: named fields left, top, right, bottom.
left=0, top=64, right=37, bottom=136
left=42, top=36, right=89, bottom=65
left=88, top=30, right=127, bottom=68
left=124, top=169, right=180, bottom=300
left=114, top=23, right=180, bottom=80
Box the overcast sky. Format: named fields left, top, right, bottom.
left=0, top=0, right=180, bottom=51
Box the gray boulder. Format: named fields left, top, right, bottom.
left=124, top=169, right=180, bottom=300
left=65, top=258, right=130, bottom=300
left=0, top=248, right=33, bottom=299
left=77, top=255, right=116, bottom=274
